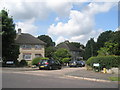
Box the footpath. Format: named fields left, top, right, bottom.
left=65, top=68, right=119, bottom=83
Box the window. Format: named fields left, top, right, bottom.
left=21, top=45, right=32, bottom=49
left=35, top=45, right=42, bottom=49
left=23, top=53, right=31, bottom=60
left=35, top=54, right=42, bottom=57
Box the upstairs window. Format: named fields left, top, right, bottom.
left=35, top=45, right=42, bottom=49
left=21, top=45, right=32, bottom=50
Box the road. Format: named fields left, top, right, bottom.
left=2, top=68, right=118, bottom=88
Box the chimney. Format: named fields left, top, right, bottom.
left=18, top=28, right=21, bottom=35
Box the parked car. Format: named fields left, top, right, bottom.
left=68, top=60, right=85, bottom=67
left=38, top=59, right=62, bottom=70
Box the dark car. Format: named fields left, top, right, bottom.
left=38, top=59, right=62, bottom=70
left=68, top=60, right=85, bottom=67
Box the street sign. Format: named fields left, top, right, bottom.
left=93, top=63, right=100, bottom=67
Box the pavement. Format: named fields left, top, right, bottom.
left=1, top=66, right=119, bottom=83
left=65, top=68, right=119, bottom=83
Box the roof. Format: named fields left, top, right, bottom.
left=15, top=33, right=46, bottom=45
left=57, top=42, right=81, bottom=52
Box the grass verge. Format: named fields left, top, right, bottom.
left=108, top=77, right=120, bottom=81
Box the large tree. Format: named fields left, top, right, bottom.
left=53, top=48, right=71, bottom=63
left=96, top=31, right=113, bottom=51
left=1, top=10, right=19, bottom=63
left=45, top=46, right=56, bottom=59
left=84, top=38, right=97, bottom=60
left=38, top=35, right=55, bottom=47
left=97, top=31, right=120, bottom=56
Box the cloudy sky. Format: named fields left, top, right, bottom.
left=0, top=0, right=119, bottom=45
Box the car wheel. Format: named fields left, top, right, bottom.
left=58, top=67, right=62, bottom=69
left=39, top=67, right=41, bottom=70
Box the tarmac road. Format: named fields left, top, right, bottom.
left=2, top=71, right=118, bottom=88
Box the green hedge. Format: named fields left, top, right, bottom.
left=86, top=55, right=120, bottom=70
left=32, top=57, right=49, bottom=66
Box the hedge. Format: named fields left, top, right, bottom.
left=86, top=55, right=120, bottom=70
left=31, top=57, right=49, bottom=66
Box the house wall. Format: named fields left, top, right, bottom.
left=18, top=45, right=45, bottom=61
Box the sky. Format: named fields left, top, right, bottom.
left=0, top=0, right=119, bottom=46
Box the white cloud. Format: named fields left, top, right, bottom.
left=1, top=1, right=49, bottom=20
left=46, top=0, right=73, bottom=17
left=48, top=10, right=94, bottom=37
left=55, top=17, right=60, bottom=22
left=15, top=18, right=38, bottom=35
left=115, top=26, right=120, bottom=31
left=1, top=0, right=73, bottom=20
left=48, top=2, right=116, bottom=45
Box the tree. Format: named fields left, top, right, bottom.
left=97, top=31, right=113, bottom=51
left=61, top=58, right=71, bottom=65
left=98, top=42, right=119, bottom=56
left=45, top=46, right=56, bottom=59
left=97, top=31, right=120, bottom=56
left=84, top=38, right=97, bottom=60
left=97, top=47, right=109, bottom=56
left=1, top=10, right=19, bottom=63
left=38, top=35, right=55, bottom=47
left=53, top=48, right=71, bottom=63
left=110, top=31, right=120, bottom=55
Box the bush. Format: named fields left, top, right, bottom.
left=14, top=60, right=20, bottom=67
left=19, top=60, right=28, bottom=67
left=61, top=58, right=71, bottom=63
left=32, top=57, right=49, bottom=66
left=86, top=55, right=120, bottom=71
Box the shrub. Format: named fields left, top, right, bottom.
left=32, top=57, right=49, bottom=66
left=14, top=60, right=20, bottom=67
left=61, top=58, right=71, bottom=63
left=86, top=55, right=120, bottom=71
left=19, top=60, right=28, bottom=67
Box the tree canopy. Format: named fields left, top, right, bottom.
left=53, top=48, right=71, bottom=62
left=38, top=35, right=55, bottom=47
left=96, top=30, right=113, bottom=51
left=84, top=38, right=97, bottom=60
left=45, top=46, right=56, bottom=59
left=1, top=9, right=19, bottom=63
left=97, top=31, right=120, bottom=56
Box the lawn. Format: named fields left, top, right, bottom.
left=108, top=77, right=120, bottom=81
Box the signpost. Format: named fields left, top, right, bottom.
left=93, top=63, right=100, bottom=72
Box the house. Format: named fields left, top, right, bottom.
left=57, top=40, right=83, bottom=60
left=15, top=28, right=46, bottom=61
